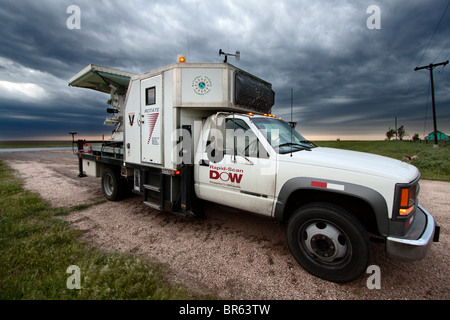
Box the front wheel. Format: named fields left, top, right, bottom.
left=287, top=202, right=370, bottom=283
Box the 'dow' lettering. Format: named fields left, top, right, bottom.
left=210, top=170, right=219, bottom=179
left=228, top=173, right=243, bottom=183
left=209, top=170, right=243, bottom=184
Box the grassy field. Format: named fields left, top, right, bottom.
left=0, top=160, right=206, bottom=300
left=313, top=140, right=450, bottom=181
left=0, top=141, right=72, bottom=149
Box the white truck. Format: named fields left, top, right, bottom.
left=69, top=55, right=439, bottom=283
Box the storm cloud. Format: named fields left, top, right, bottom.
left=0, top=0, right=449, bottom=140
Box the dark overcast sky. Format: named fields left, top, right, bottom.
left=0, top=0, right=449, bottom=140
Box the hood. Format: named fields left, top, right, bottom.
left=280, top=147, right=419, bottom=182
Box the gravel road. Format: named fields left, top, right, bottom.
left=1, top=150, right=448, bottom=300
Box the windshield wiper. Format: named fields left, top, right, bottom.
left=276, top=142, right=303, bottom=148
left=299, top=140, right=317, bottom=147
left=275, top=142, right=312, bottom=152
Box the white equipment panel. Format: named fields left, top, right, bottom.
left=140, top=75, right=162, bottom=164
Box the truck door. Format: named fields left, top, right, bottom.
left=140, top=75, right=162, bottom=164
left=196, top=115, right=277, bottom=217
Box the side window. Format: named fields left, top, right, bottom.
left=145, top=87, right=156, bottom=105
left=225, top=119, right=269, bottom=159
left=205, top=117, right=226, bottom=163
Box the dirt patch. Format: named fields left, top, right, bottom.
left=2, top=150, right=448, bottom=300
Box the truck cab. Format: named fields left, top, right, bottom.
left=194, top=112, right=439, bottom=282
left=195, top=113, right=280, bottom=216
left=69, top=57, right=439, bottom=283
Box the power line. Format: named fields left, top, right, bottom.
left=403, top=1, right=449, bottom=112
left=415, top=60, right=449, bottom=146
left=434, top=62, right=447, bottom=81
left=433, top=38, right=450, bottom=63
left=401, top=1, right=449, bottom=123
left=444, top=49, right=450, bottom=62
left=416, top=0, right=450, bottom=67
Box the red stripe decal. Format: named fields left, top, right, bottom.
left=146, top=113, right=159, bottom=144
left=311, top=181, right=327, bottom=188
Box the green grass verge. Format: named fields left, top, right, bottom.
left=0, top=141, right=72, bottom=149
left=0, top=160, right=207, bottom=300
left=313, top=140, right=450, bottom=181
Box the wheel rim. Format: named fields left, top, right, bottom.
left=103, top=174, right=114, bottom=196
left=300, top=220, right=351, bottom=264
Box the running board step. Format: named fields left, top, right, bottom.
left=143, top=201, right=162, bottom=210
left=143, top=184, right=160, bottom=192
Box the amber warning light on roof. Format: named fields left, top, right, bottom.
left=247, top=112, right=282, bottom=120
left=177, top=54, right=186, bottom=63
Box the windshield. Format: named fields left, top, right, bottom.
left=251, top=117, right=315, bottom=154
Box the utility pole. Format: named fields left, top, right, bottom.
left=395, top=116, right=398, bottom=140
left=415, top=60, right=449, bottom=147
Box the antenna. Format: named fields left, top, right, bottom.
left=219, top=49, right=240, bottom=63
left=290, top=88, right=293, bottom=157
left=288, top=89, right=297, bottom=129
left=291, top=88, right=293, bottom=125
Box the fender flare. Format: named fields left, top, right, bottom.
left=274, top=177, right=389, bottom=236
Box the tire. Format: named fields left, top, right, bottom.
left=287, top=202, right=370, bottom=283
left=101, top=168, right=125, bottom=201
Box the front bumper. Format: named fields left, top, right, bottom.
left=386, top=205, right=440, bottom=261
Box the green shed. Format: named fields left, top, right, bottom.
left=424, top=131, right=449, bottom=141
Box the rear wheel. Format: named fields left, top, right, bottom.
left=287, top=202, right=370, bottom=283
left=101, top=168, right=125, bottom=201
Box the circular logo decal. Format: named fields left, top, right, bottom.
left=192, top=76, right=212, bottom=95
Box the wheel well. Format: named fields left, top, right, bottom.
left=282, top=189, right=379, bottom=235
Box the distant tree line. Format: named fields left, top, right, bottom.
left=385, top=126, right=420, bottom=141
